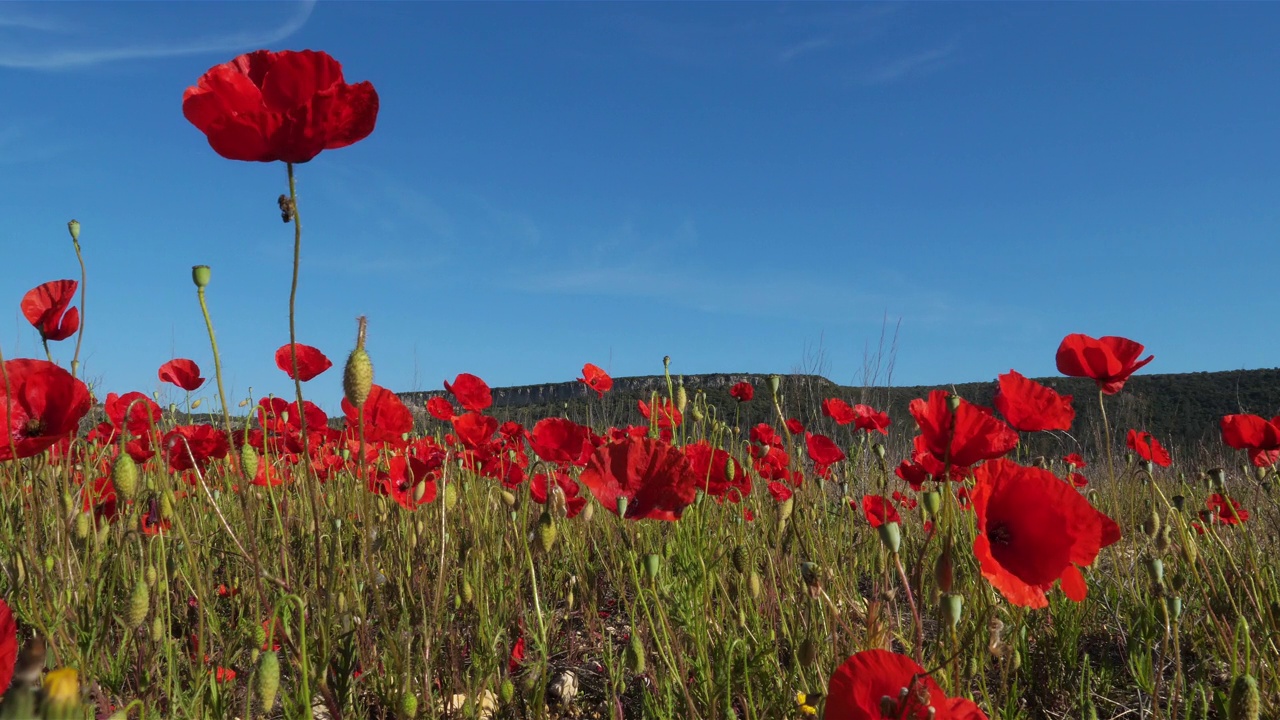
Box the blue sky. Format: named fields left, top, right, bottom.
left=1, top=2, right=1277, bottom=413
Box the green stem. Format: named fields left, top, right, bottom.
left=71, top=238, right=87, bottom=378
left=195, top=287, right=233, bottom=440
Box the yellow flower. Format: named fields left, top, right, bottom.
left=42, top=668, right=79, bottom=708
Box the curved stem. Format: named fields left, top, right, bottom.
left=195, top=287, right=233, bottom=440
left=1098, top=390, right=1117, bottom=485
left=71, top=239, right=87, bottom=378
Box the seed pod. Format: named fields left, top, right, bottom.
left=343, top=316, right=374, bottom=408
left=191, top=265, right=211, bottom=288
left=877, top=522, right=901, bottom=554
left=537, top=510, right=557, bottom=553
left=256, top=650, right=280, bottom=712
left=1146, top=557, right=1165, bottom=586
left=1229, top=675, right=1260, bottom=720
left=644, top=554, right=661, bottom=580
left=125, top=580, right=149, bottom=629
left=768, top=375, right=781, bottom=396
left=401, top=692, right=419, bottom=719
left=112, top=453, right=139, bottom=503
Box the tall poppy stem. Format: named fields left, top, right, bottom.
left=285, top=162, right=326, bottom=617
left=70, top=234, right=87, bottom=379
left=1097, top=390, right=1116, bottom=485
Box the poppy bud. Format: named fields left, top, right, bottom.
left=413, top=481, right=429, bottom=504
left=942, top=594, right=964, bottom=629
left=768, top=374, right=781, bottom=396
left=1207, top=467, right=1225, bottom=490
left=442, top=483, right=458, bottom=511
left=461, top=578, right=473, bottom=605
left=343, top=316, right=374, bottom=408
left=537, top=510, right=557, bottom=553
left=1228, top=674, right=1259, bottom=720
left=748, top=570, right=762, bottom=599
left=191, top=265, right=211, bottom=289
left=798, top=636, right=818, bottom=666
left=675, top=378, right=688, bottom=414
left=1142, top=509, right=1161, bottom=538
left=874, top=443, right=886, bottom=460
left=1145, top=557, right=1164, bottom=586
left=145, top=565, right=157, bottom=588
left=256, top=650, right=280, bottom=712
left=74, top=512, right=91, bottom=541
left=499, top=679, right=515, bottom=705
left=625, top=634, right=645, bottom=674
left=1166, top=595, right=1182, bottom=621
left=779, top=496, right=794, bottom=523
left=191, top=398, right=203, bottom=410
left=581, top=501, right=594, bottom=523
left=124, top=580, right=149, bottom=629
left=112, top=453, right=139, bottom=504
left=691, top=406, right=705, bottom=423
left=946, top=393, right=961, bottom=412
left=401, top=693, right=419, bottom=719
left=731, top=546, right=748, bottom=574
left=500, top=490, right=516, bottom=508
left=240, top=443, right=259, bottom=480
left=877, top=521, right=901, bottom=554
left=1180, top=532, right=1198, bottom=566
left=616, top=496, right=628, bottom=518
left=67, top=219, right=80, bottom=242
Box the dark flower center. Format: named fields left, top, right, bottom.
left=989, top=523, right=1012, bottom=545
left=22, top=418, right=44, bottom=437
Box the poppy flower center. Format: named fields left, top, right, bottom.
left=989, top=523, right=1013, bottom=545
left=22, top=418, right=44, bottom=437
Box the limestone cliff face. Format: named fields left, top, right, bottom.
left=397, top=373, right=835, bottom=410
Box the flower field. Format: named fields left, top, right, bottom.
left=0, top=48, right=1274, bottom=720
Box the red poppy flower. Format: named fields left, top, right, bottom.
left=529, top=417, right=593, bottom=466
left=274, top=343, right=333, bottom=382
left=445, top=373, right=493, bottom=413
left=425, top=396, right=456, bottom=421
left=895, top=460, right=931, bottom=491
left=824, top=649, right=960, bottom=720
left=213, top=667, right=236, bottom=683
left=452, top=412, right=497, bottom=450
left=578, top=435, right=697, bottom=521
left=342, top=385, right=413, bottom=445
left=1206, top=493, right=1248, bottom=524
left=1070, top=473, right=1089, bottom=488
left=1063, top=453, right=1086, bottom=469
left=0, top=598, right=16, bottom=693
left=852, top=404, right=891, bottom=435
left=909, top=390, right=1018, bottom=470
left=860, top=495, right=900, bottom=528
left=729, top=381, right=754, bottom=402
left=805, top=432, right=845, bottom=474
left=164, top=424, right=229, bottom=473
left=183, top=50, right=379, bottom=163
left=579, top=363, right=613, bottom=398
left=786, top=417, right=805, bottom=435
left=767, top=480, right=792, bottom=503
left=158, top=358, right=206, bottom=392
left=1055, top=334, right=1153, bottom=395
left=1126, top=430, right=1171, bottom=468
left=637, top=398, right=683, bottom=430
left=0, top=359, right=92, bottom=461
left=993, top=370, right=1074, bottom=432
left=971, top=459, right=1120, bottom=608
left=21, top=280, right=80, bottom=343
left=684, top=441, right=751, bottom=502
left=530, top=468, right=586, bottom=518
left=509, top=636, right=526, bottom=674
left=1220, top=414, right=1280, bottom=467
left=750, top=423, right=782, bottom=449
left=822, top=398, right=856, bottom=425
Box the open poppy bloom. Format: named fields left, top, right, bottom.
left=0, top=598, right=16, bottom=692
left=183, top=49, right=379, bottom=163
left=822, top=398, right=857, bottom=425
left=158, top=359, right=206, bottom=392
left=578, top=435, right=698, bottom=521
left=1220, top=414, right=1280, bottom=467
left=971, top=459, right=1120, bottom=608
left=860, top=495, right=900, bottom=528
left=1126, top=430, right=1171, bottom=468
left=275, top=344, right=333, bottom=382
left=1206, top=493, right=1249, bottom=524
left=445, top=373, right=493, bottom=413
left=729, top=381, right=754, bottom=402
left=1063, top=453, right=1086, bottom=469
left=824, top=649, right=987, bottom=720
left=806, top=432, right=845, bottom=477
left=21, top=280, right=79, bottom=342
left=1055, top=334, right=1153, bottom=394
left=0, top=359, right=92, bottom=461
left=342, top=385, right=413, bottom=446
left=426, top=396, right=456, bottom=422
left=852, top=404, right=891, bottom=435
left=909, top=390, right=1018, bottom=471
left=164, top=424, right=229, bottom=474
left=528, top=417, right=593, bottom=466
left=578, top=363, right=613, bottom=398
left=993, top=370, right=1074, bottom=432
left=684, top=441, right=751, bottom=502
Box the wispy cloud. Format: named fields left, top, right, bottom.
left=859, top=42, right=959, bottom=86
left=0, top=0, right=315, bottom=70
left=777, top=37, right=832, bottom=63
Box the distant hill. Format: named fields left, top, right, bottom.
left=398, top=368, right=1280, bottom=458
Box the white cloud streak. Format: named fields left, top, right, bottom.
left=0, top=0, right=315, bottom=70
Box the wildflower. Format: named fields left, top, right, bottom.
left=1055, top=333, right=1153, bottom=394
left=993, top=370, right=1074, bottom=432
left=0, top=359, right=92, bottom=461
left=183, top=50, right=379, bottom=163
left=42, top=668, right=80, bottom=710
left=578, top=363, right=613, bottom=398
left=1220, top=414, right=1280, bottom=467
left=730, top=381, right=754, bottom=402
left=1063, top=453, right=1086, bottom=469
left=971, top=459, right=1120, bottom=608
left=1206, top=493, right=1249, bottom=524
left=823, top=649, right=988, bottom=719
left=1127, top=430, right=1172, bottom=468
left=445, top=373, right=493, bottom=413
left=21, top=280, right=79, bottom=342
left=578, top=435, right=697, bottom=521
left=158, top=359, right=206, bottom=392
left=426, top=396, right=457, bottom=421
left=274, top=343, right=333, bottom=382
left=860, top=495, right=901, bottom=528
left=909, top=390, right=1018, bottom=471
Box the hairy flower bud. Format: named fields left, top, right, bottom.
left=112, top=453, right=139, bottom=504
left=343, top=316, right=373, bottom=408
left=256, top=650, right=280, bottom=712
left=124, top=580, right=149, bottom=629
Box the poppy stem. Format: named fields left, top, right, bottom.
left=1098, top=390, right=1117, bottom=485
left=194, top=285, right=233, bottom=442
left=284, top=161, right=326, bottom=614
left=69, top=236, right=87, bottom=379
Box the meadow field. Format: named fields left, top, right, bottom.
left=0, top=47, right=1275, bottom=720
